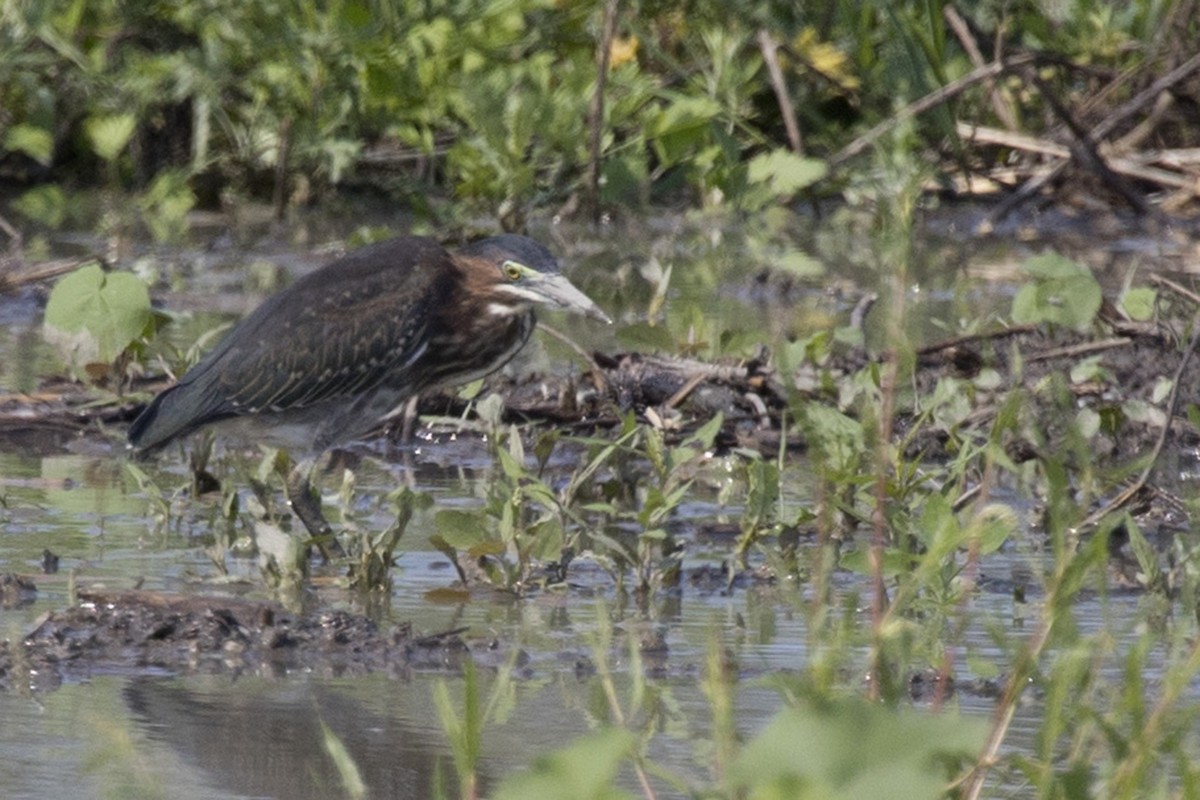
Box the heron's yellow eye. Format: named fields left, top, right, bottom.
left=503, top=261, right=523, bottom=281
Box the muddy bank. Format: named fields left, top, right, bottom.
left=0, top=578, right=1012, bottom=706
left=0, top=584, right=471, bottom=693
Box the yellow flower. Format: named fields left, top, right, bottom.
left=792, top=27, right=859, bottom=92
left=609, top=35, right=639, bottom=69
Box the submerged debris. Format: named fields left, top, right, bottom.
left=0, top=573, right=37, bottom=608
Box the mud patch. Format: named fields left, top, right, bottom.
left=0, top=584, right=470, bottom=693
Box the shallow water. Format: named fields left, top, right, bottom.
left=0, top=441, right=821, bottom=798
left=0, top=202, right=1194, bottom=798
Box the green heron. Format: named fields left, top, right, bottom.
left=128, top=233, right=610, bottom=542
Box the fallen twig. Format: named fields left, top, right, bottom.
left=1149, top=273, right=1200, bottom=308
left=664, top=372, right=707, bottom=410
left=1072, top=314, right=1200, bottom=533
left=829, top=54, right=1035, bottom=169
left=917, top=323, right=1040, bottom=357
left=1031, top=72, right=1158, bottom=218
left=0, top=256, right=98, bottom=294
left=980, top=51, right=1200, bottom=230
left=0, top=213, right=21, bottom=255
left=959, top=124, right=1200, bottom=194
left=1024, top=337, right=1132, bottom=364
left=943, top=6, right=1018, bottom=130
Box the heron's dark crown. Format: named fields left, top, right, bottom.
left=458, top=234, right=560, bottom=275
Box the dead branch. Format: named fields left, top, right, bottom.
left=1029, top=72, right=1158, bottom=218
left=0, top=256, right=99, bottom=294
left=757, top=29, right=804, bottom=155
left=959, top=124, right=1200, bottom=194
left=585, top=0, right=621, bottom=223
left=980, top=51, right=1200, bottom=230
left=943, top=5, right=1018, bottom=130
left=829, top=54, right=1034, bottom=169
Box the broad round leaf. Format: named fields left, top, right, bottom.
left=434, top=509, right=487, bottom=549
left=1011, top=253, right=1101, bottom=331
left=43, top=263, right=151, bottom=371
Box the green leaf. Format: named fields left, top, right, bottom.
left=840, top=547, right=913, bottom=577
left=1022, top=252, right=1087, bottom=280
left=687, top=412, right=725, bottom=450
left=1119, top=286, right=1156, bottom=321
left=528, top=518, right=564, bottom=561
left=729, top=701, right=985, bottom=800
left=493, top=728, right=636, bottom=800
left=434, top=509, right=486, bottom=549
left=467, top=539, right=506, bottom=559
left=1069, top=355, right=1109, bottom=384
left=42, top=263, right=151, bottom=371
left=1057, top=530, right=1109, bottom=598
left=1120, top=513, right=1160, bottom=587
left=522, top=481, right=559, bottom=511
left=12, top=185, right=67, bottom=227
left=1187, top=404, right=1200, bottom=433
left=255, top=520, right=307, bottom=580
left=1010, top=253, right=1101, bottom=331
left=965, top=654, right=1001, bottom=680
left=600, top=150, right=649, bottom=206
left=646, top=95, right=721, bottom=138
left=801, top=403, right=864, bottom=470
left=5, top=123, right=54, bottom=165
left=645, top=95, right=721, bottom=167
left=747, top=149, right=827, bottom=197
left=1151, top=376, right=1173, bottom=404
left=318, top=721, right=367, bottom=800
left=532, top=430, right=561, bottom=470
left=138, top=170, right=196, bottom=242
left=968, top=503, right=1017, bottom=555
left=85, top=114, right=137, bottom=162
left=497, top=444, right=525, bottom=481
left=1075, top=407, right=1101, bottom=439
left=775, top=248, right=825, bottom=278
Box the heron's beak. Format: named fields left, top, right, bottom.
left=532, top=273, right=612, bottom=324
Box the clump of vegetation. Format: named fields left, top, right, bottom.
left=429, top=413, right=726, bottom=598
left=402, top=149, right=1200, bottom=797
left=4, top=0, right=1198, bottom=236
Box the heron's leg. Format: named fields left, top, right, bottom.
left=284, top=457, right=341, bottom=559
left=399, top=395, right=420, bottom=445
left=397, top=396, right=420, bottom=489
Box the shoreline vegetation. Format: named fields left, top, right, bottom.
left=1, top=0, right=1198, bottom=238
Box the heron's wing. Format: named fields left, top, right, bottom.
left=128, top=238, right=454, bottom=450
left=204, top=237, right=454, bottom=414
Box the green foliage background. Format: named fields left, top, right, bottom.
left=2, top=0, right=1190, bottom=230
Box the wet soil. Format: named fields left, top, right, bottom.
left=1, top=576, right=1017, bottom=704
left=0, top=585, right=472, bottom=693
